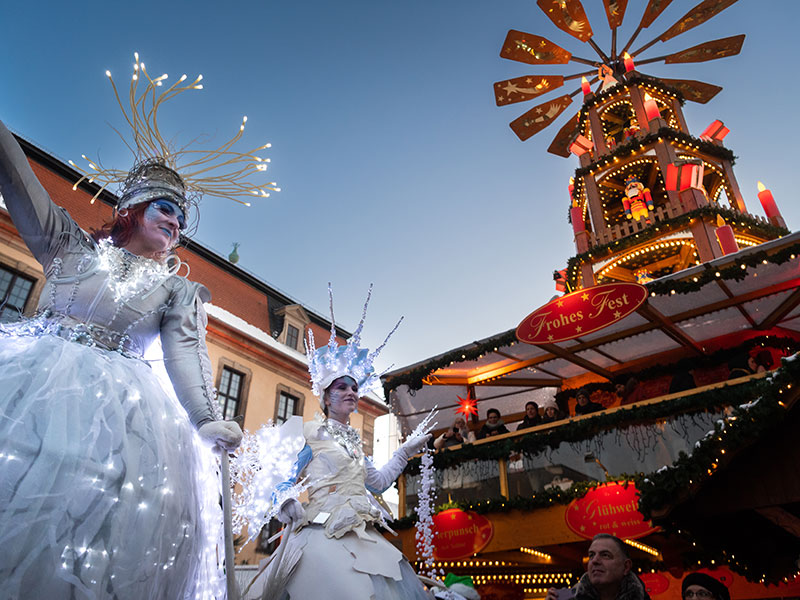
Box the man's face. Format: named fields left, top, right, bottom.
left=586, top=538, right=631, bottom=590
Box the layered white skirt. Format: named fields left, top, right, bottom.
left=0, top=331, right=223, bottom=599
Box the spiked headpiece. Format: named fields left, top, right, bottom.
left=306, top=284, right=402, bottom=406
left=69, top=53, right=279, bottom=226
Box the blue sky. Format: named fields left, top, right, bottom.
left=1, top=1, right=798, bottom=374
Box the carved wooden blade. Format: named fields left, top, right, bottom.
left=548, top=112, right=581, bottom=157
left=603, top=0, right=629, bottom=30
left=660, top=78, right=722, bottom=103
left=639, top=0, right=674, bottom=29
left=659, top=0, right=739, bottom=43
left=494, top=75, right=565, bottom=106
left=500, top=30, right=572, bottom=65
left=537, top=0, right=593, bottom=42
left=664, top=34, right=745, bottom=64
left=510, top=95, right=573, bottom=141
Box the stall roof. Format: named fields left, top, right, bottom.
left=385, top=232, right=800, bottom=434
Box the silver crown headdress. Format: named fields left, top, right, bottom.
left=68, top=52, right=279, bottom=225
left=306, top=284, right=402, bottom=405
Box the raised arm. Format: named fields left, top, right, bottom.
left=0, top=119, right=78, bottom=267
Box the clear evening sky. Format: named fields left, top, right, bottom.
left=1, top=1, right=797, bottom=379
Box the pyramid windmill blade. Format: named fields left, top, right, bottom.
left=659, top=78, right=722, bottom=104
left=664, top=34, right=745, bottom=64
left=510, top=95, right=573, bottom=141
left=501, top=30, right=573, bottom=65
left=548, top=112, right=581, bottom=157
left=602, top=0, right=629, bottom=31
left=632, top=0, right=739, bottom=55
left=639, top=0, right=674, bottom=29
left=622, top=0, right=674, bottom=54
left=494, top=75, right=565, bottom=107
left=537, top=0, right=593, bottom=42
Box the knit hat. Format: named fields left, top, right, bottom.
left=682, top=573, right=730, bottom=600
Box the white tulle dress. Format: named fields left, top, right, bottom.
left=0, top=121, right=223, bottom=599
left=269, top=417, right=431, bottom=600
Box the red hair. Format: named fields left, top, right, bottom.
left=91, top=203, right=149, bottom=247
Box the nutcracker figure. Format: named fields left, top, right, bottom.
left=622, top=175, right=655, bottom=224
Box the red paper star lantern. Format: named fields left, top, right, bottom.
left=456, top=394, right=478, bottom=418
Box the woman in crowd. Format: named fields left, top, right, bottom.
left=540, top=398, right=565, bottom=424
left=516, top=401, right=541, bottom=430
left=0, top=57, right=275, bottom=598
left=265, top=289, right=432, bottom=599
left=682, top=573, right=730, bottom=600
left=435, top=416, right=477, bottom=449
left=477, top=408, right=510, bottom=439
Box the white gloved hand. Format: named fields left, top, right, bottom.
left=277, top=497, right=305, bottom=525
left=198, top=420, right=243, bottom=451
left=400, top=433, right=432, bottom=459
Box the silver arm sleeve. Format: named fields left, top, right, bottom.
left=160, top=279, right=220, bottom=429
left=0, top=119, right=80, bottom=269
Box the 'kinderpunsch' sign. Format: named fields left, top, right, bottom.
left=432, top=508, right=493, bottom=560
left=565, top=482, right=659, bottom=540
left=516, top=282, right=647, bottom=344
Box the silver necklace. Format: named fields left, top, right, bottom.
left=323, top=418, right=363, bottom=459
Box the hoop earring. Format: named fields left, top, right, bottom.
left=117, top=208, right=129, bottom=218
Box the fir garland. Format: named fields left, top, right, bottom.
left=578, top=73, right=686, bottom=123
left=565, top=206, right=792, bottom=291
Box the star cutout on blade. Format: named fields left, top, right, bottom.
left=456, top=394, right=479, bottom=418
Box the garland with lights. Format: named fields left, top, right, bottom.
left=578, top=74, right=686, bottom=120
left=565, top=206, right=792, bottom=290
left=401, top=373, right=768, bottom=474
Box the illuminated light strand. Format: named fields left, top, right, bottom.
left=70, top=53, right=279, bottom=207
left=519, top=547, right=552, bottom=560
left=623, top=538, right=661, bottom=557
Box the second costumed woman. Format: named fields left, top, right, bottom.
left=266, top=288, right=433, bottom=599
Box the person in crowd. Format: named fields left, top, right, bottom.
left=266, top=290, right=432, bottom=599
left=540, top=398, right=565, bottom=424
left=517, top=400, right=541, bottom=430
left=477, top=408, right=510, bottom=439
left=728, top=353, right=756, bottom=379
left=573, top=388, right=603, bottom=416
left=545, top=534, right=650, bottom=600
left=615, top=376, right=645, bottom=405
left=753, top=349, right=774, bottom=373
left=668, top=368, right=696, bottom=394
left=682, top=573, right=730, bottom=600
left=435, top=416, right=477, bottom=449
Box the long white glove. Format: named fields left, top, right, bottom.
left=277, top=497, right=306, bottom=525
left=398, top=433, right=432, bottom=460
left=198, top=420, right=243, bottom=451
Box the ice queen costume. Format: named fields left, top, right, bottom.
left=0, top=56, right=277, bottom=599
left=255, top=289, right=432, bottom=599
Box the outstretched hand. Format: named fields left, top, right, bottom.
left=198, top=420, right=243, bottom=451
left=401, top=433, right=432, bottom=457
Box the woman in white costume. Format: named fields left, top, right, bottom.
left=0, top=56, right=276, bottom=599
left=268, top=291, right=433, bottom=599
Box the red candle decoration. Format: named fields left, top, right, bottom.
left=571, top=205, right=585, bottom=234
left=643, top=93, right=661, bottom=121
left=715, top=215, right=739, bottom=255
left=568, top=176, right=575, bottom=200
left=623, top=52, right=635, bottom=72
left=757, top=181, right=780, bottom=219
left=581, top=76, right=591, bottom=96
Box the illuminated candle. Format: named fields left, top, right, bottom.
left=757, top=181, right=781, bottom=220
left=715, top=215, right=739, bottom=255
left=623, top=53, right=635, bottom=72
left=643, top=93, right=660, bottom=121
left=570, top=205, right=585, bottom=234
left=581, top=76, right=591, bottom=96
left=568, top=176, right=575, bottom=200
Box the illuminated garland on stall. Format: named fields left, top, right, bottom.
left=565, top=209, right=793, bottom=291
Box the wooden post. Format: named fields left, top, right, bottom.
left=720, top=159, right=747, bottom=213
left=670, top=97, right=689, bottom=134
left=498, top=457, right=510, bottom=499
left=587, top=106, right=609, bottom=155
left=397, top=473, right=407, bottom=518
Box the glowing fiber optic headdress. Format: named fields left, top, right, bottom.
left=69, top=52, right=279, bottom=224
left=306, top=284, right=402, bottom=405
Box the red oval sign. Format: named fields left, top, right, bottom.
left=639, top=573, right=670, bottom=596
left=565, top=482, right=659, bottom=540
left=516, top=283, right=647, bottom=344
left=432, top=509, right=493, bottom=560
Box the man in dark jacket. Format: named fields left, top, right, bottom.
left=546, top=534, right=649, bottom=600
left=573, top=388, right=603, bottom=416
